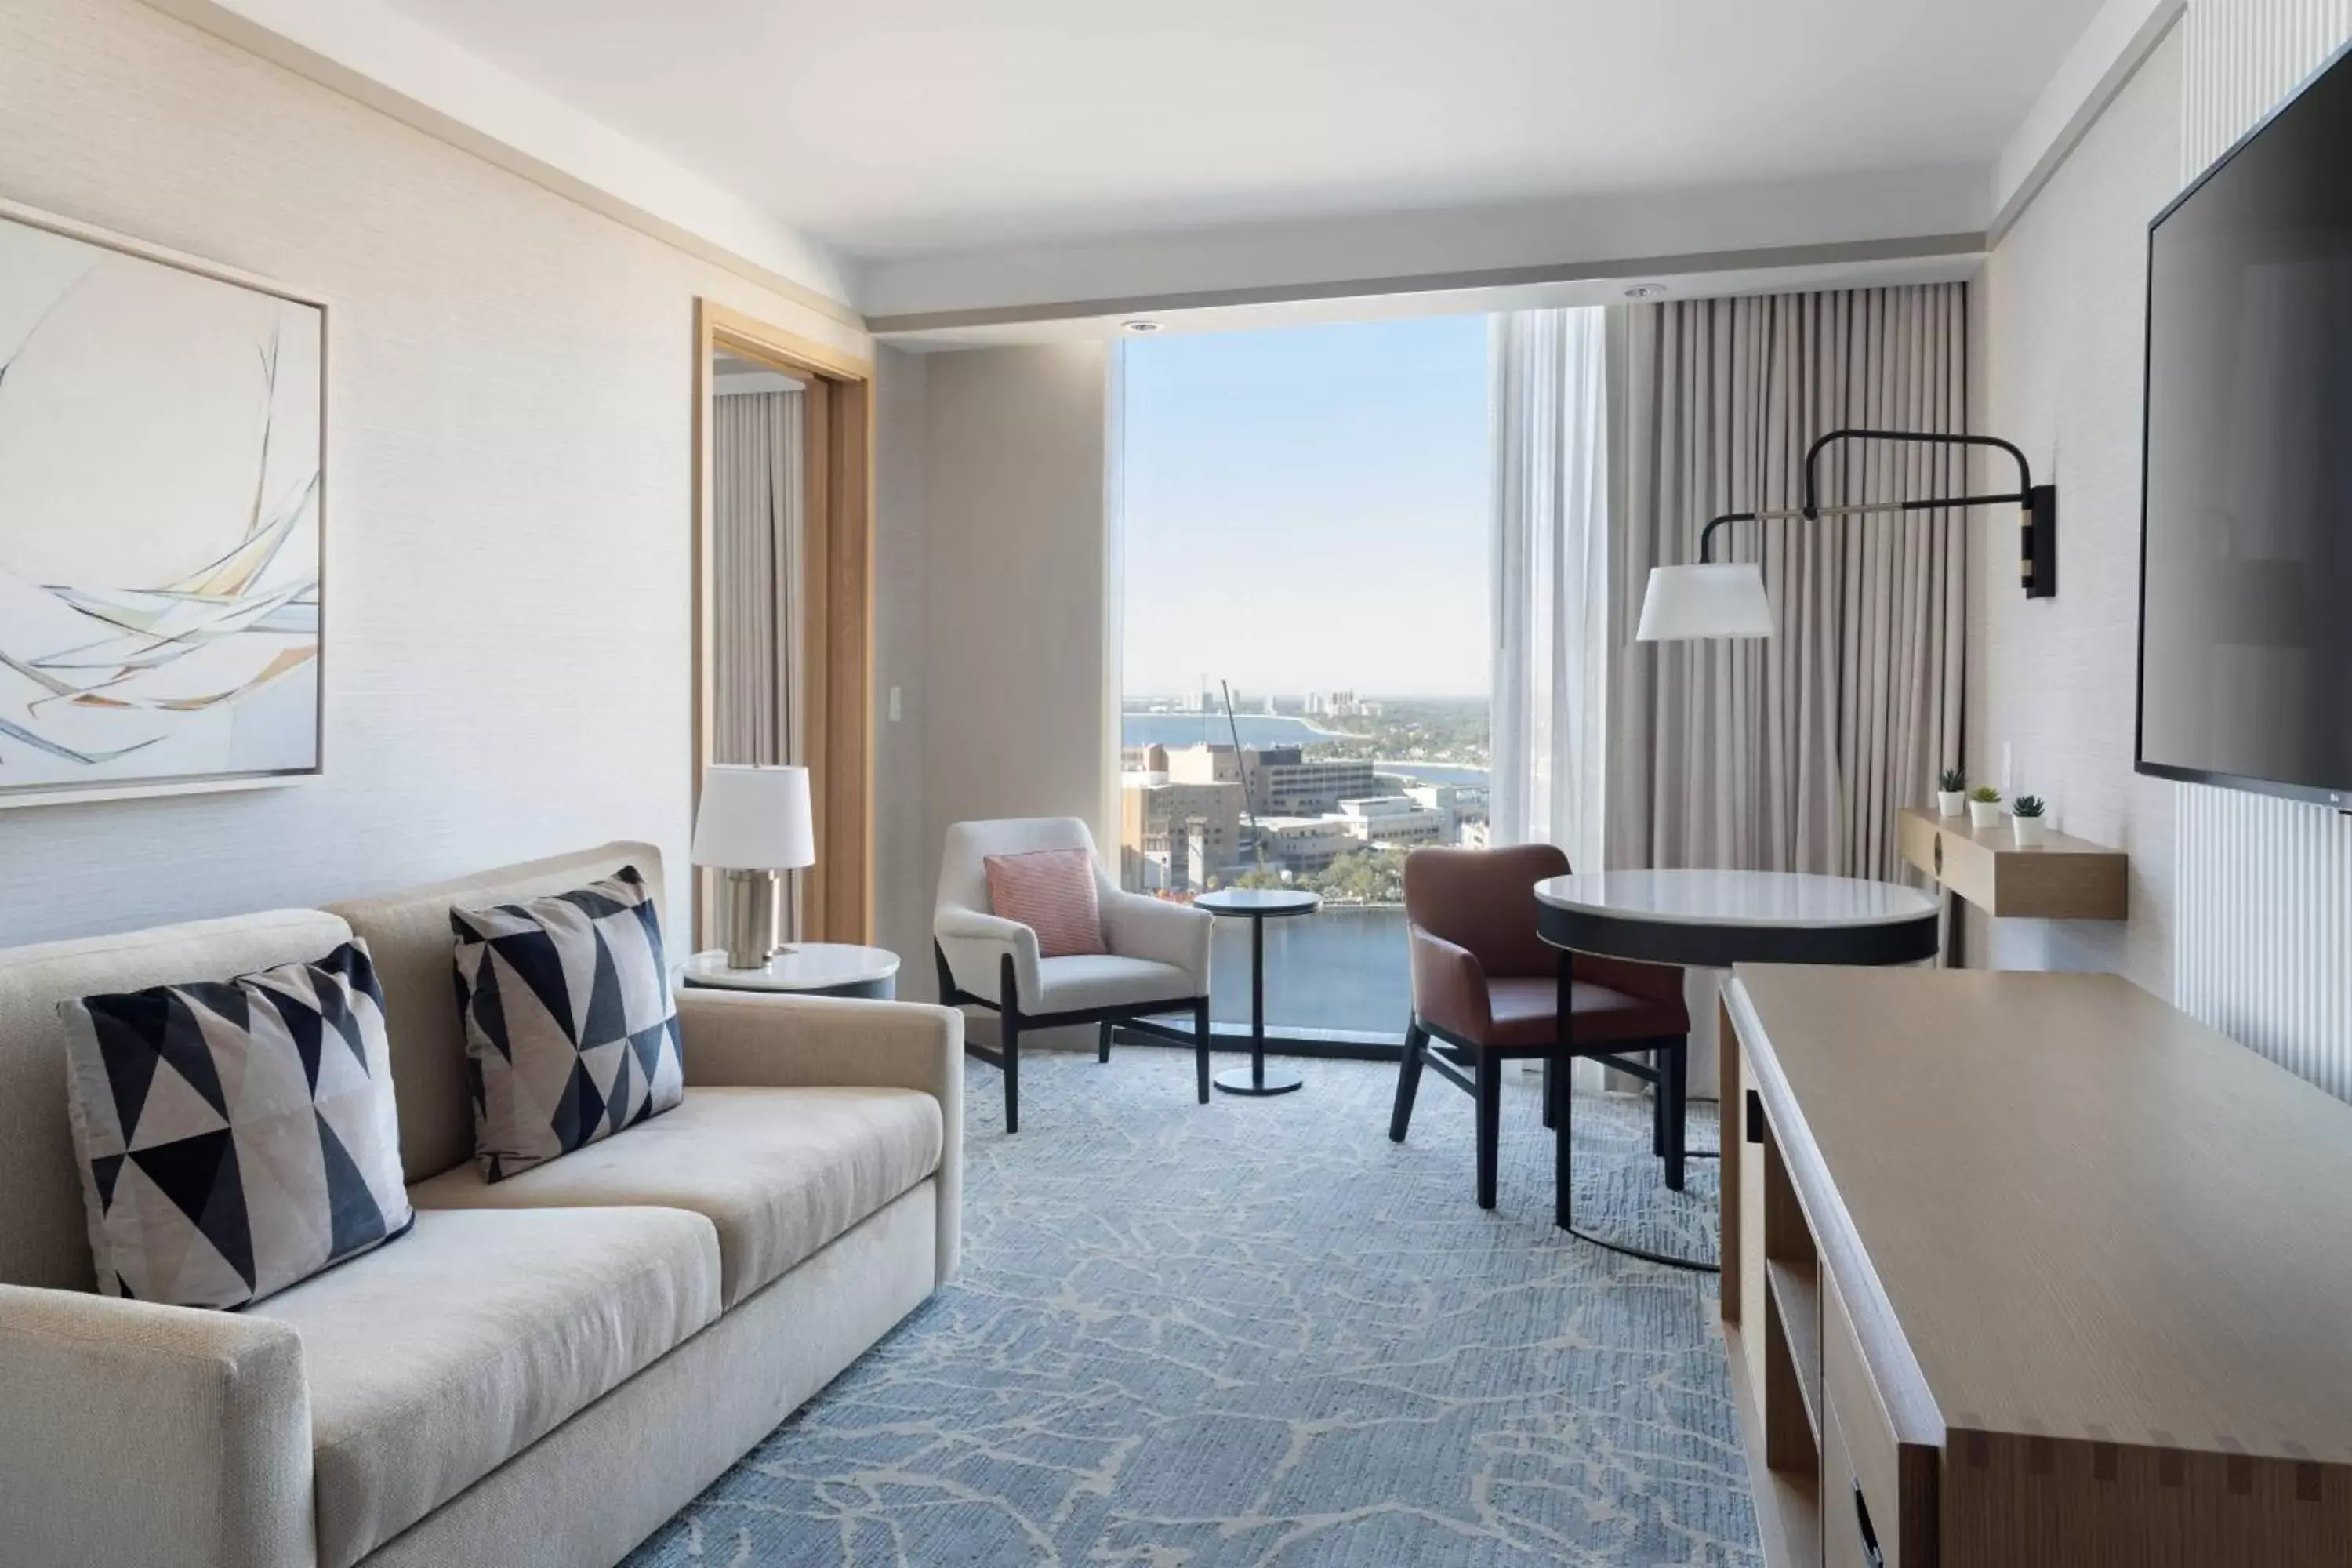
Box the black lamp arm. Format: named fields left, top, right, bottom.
left=1691, top=429, right=2056, bottom=599
left=1800, top=428, right=2032, bottom=520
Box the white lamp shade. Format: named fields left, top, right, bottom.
left=1635, top=563, right=1775, bottom=641
left=691, top=764, right=815, bottom=869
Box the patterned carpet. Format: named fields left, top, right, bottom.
left=626, top=1048, right=1760, bottom=1567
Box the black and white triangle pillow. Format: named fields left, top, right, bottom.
left=56, top=940, right=415, bottom=1309
left=451, top=865, right=684, bottom=1181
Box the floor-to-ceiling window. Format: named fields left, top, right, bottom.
left=1116, top=316, right=1490, bottom=1040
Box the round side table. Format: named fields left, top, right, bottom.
left=682, top=944, right=900, bottom=1000
left=1195, top=887, right=1321, bottom=1097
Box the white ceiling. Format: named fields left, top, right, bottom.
left=379, top=0, right=2105, bottom=266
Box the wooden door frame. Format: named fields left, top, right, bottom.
left=691, top=299, right=876, bottom=947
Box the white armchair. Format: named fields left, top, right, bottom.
left=934, top=818, right=1212, bottom=1133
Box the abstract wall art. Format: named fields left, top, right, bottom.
left=0, top=201, right=324, bottom=808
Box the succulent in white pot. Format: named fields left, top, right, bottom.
left=2010, top=794, right=2048, bottom=845
left=1967, top=785, right=2003, bottom=829
left=1936, top=767, right=1967, bottom=817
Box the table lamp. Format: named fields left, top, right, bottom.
left=691, top=764, right=815, bottom=970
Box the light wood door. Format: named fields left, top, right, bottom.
left=691, top=300, right=875, bottom=947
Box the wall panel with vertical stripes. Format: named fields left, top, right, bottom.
left=2172, top=0, right=2352, bottom=1099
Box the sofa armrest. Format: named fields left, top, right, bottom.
left=676, top=990, right=964, bottom=1283
left=0, top=1284, right=312, bottom=1568
left=1099, top=889, right=1211, bottom=984
left=933, top=906, right=1041, bottom=1006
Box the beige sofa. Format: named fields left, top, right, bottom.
left=0, top=843, right=963, bottom=1568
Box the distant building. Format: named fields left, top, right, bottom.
left=1121, top=742, right=1170, bottom=774
left=1335, top=795, right=1446, bottom=848
left=1162, top=742, right=1374, bottom=817
left=1119, top=770, right=1243, bottom=892
left=1461, top=820, right=1492, bottom=850
left=1404, top=782, right=1491, bottom=844
left=1165, top=742, right=1245, bottom=789
left=1253, top=816, right=1357, bottom=875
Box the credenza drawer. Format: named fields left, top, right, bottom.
left=1823, top=1267, right=1909, bottom=1567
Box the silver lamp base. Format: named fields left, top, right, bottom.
left=723, top=868, right=793, bottom=970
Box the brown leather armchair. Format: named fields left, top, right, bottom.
left=1391, top=844, right=1690, bottom=1224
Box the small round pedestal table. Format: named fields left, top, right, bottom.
left=1194, top=888, right=1321, bottom=1097
left=1534, top=869, right=1940, bottom=1271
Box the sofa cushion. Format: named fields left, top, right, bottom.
left=0, top=909, right=354, bottom=1294
left=325, top=841, right=666, bottom=1185
left=55, top=939, right=415, bottom=1308
left=450, top=866, right=684, bottom=1181
left=407, top=1086, right=941, bottom=1308
left=252, top=1205, right=720, bottom=1568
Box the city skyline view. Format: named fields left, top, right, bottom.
left=1119, top=314, right=1492, bottom=699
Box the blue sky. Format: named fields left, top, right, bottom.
left=1119, top=314, right=1491, bottom=700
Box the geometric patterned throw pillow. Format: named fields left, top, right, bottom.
left=55, top=939, right=415, bottom=1309
left=449, top=865, right=684, bottom=1182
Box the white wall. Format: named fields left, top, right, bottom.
left=1969, top=26, right=2183, bottom=990
left=887, top=343, right=1112, bottom=1005
left=1973, top=0, right=2352, bottom=1098
left=0, top=0, right=866, bottom=945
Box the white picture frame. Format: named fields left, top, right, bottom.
left=0, top=196, right=327, bottom=810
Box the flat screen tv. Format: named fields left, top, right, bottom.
left=2139, top=39, right=2352, bottom=810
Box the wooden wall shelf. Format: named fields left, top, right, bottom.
left=1897, top=807, right=2127, bottom=920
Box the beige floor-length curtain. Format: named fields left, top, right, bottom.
left=712, top=387, right=806, bottom=938
left=1607, top=285, right=1968, bottom=880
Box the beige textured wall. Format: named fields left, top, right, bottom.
left=899, top=343, right=1112, bottom=1006
left=871, top=347, right=932, bottom=992
left=0, top=0, right=865, bottom=945
left=1965, top=27, right=2183, bottom=989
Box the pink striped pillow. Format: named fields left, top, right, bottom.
left=984, top=848, right=1106, bottom=958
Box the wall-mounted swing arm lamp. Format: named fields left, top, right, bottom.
left=1635, top=429, right=2060, bottom=641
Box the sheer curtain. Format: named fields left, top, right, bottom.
left=1490, top=307, right=1610, bottom=870
left=712, top=386, right=805, bottom=939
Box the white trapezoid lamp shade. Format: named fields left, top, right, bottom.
left=692, top=764, right=816, bottom=870
left=1635, top=564, right=1775, bottom=641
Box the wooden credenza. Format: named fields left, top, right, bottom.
left=1719, top=965, right=2352, bottom=1567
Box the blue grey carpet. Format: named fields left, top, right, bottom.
left=626, top=1050, right=1761, bottom=1566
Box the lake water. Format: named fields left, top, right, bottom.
left=1208, top=905, right=1409, bottom=1037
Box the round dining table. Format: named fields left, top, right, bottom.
left=1533, top=869, right=1940, bottom=1269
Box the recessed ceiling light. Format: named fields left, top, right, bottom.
left=1122, top=320, right=1162, bottom=334
left=1624, top=284, right=1668, bottom=299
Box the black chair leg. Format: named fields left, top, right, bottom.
left=1651, top=1043, right=1668, bottom=1159
left=999, top=955, right=1021, bottom=1135
left=1475, top=1047, right=1501, bottom=1210
left=1192, top=997, right=1211, bottom=1104
left=1662, top=1036, right=1687, bottom=1191
left=1390, top=1019, right=1428, bottom=1142
left=1097, top=1021, right=1113, bottom=1064
left=1001, top=1017, right=1021, bottom=1134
